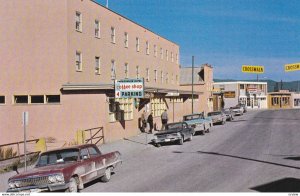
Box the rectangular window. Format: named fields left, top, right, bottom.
left=14, top=95, right=28, bottom=104
left=136, top=37, right=140, bottom=52
left=111, top=60, right=116, bottom=80
left=0, top=96, right=5, bottom=104
left=146, top=41, right=150, bottom=55
left=111, top=27, right=116, bottom=43
left=166, top=72, right=169, bottom=84
left=161, top=71, right=164, bottom=84
left=109, top=98, right=134, bottom=122
left=160, top=48, right=163, bottom=59
left=136, top=65, right=140, bottom=79
left=75, top=11, right=82, bottom=32
left=154, top=70, right=157, bottom=83
left=125, top=63, right=129, bottom=78
left=240, top=84, right=245, bottom=89
left=166, top=50, right=169, bottom=61
left=171, top=73, right=174, bottom=84
left=176, top=53, right=179, bottom=64
left=95, top=56, right=100, bottom=75
left=124, top=32, right=128, bottom=48
left=171, top=52, right=174, bottom=62
left=30, top=95, right=44, bottom=104
left=154, top=45, right=157, bottom=57
left=151, top=98, right=166, bottom=117
left=95, top=20, right=100, bottom=38
left=146, top=68, right=150, bottom=82
left=76, top=51, right=82, bottom=71
left=46, top=95, right=60, bottom=103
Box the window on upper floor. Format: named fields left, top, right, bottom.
left=95, top=20, right=100, bottom=38
left=30, top=95, right=44, bottom=104
left=176, top=53, right=179, bottom=64
left=240, top=84, right=245, bottom=90
left=111, top=60, right=116, bottom=80
left=111, top=27, right=116, bottom=43
left=75, top=51, right=82, bottom=71
left=160, top=48, right=163, bottom=59
left=136, top=37, right=140, bottom=52
left=124, top=32, right=128, bottom=48
left=171, top=52, right=174, bottom=62
left=161, top=71, right=164, bottom=83
left=14, top=95, right=28, bottom=104
left=146, top=68, right=150, bottom=82
left=46, top=95, right=60, bottom=104
left=0, top=96, right=5, bottom=104
left=154, top=70, right=158, bottom=83
left=146, top=41, right=150, bottom=55
left=166, top=50, right=169, bottom=61
left=125, top=63, right=129, bottom=78
left=136, top=65, right=140, bottom=79
left=95, top=56, right=100, bottom=75
left=75, top=11, right=82, bottom=32
left=166, top=72, right=169, bottom=84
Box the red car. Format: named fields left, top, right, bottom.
left=7, top=144, right=122, bottom=192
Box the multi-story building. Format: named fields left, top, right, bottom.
left=0, top=0, right=199, bottom=147
left=213, top=81, right=268, bottom=109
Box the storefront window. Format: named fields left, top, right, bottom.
left=109, top=98, right=133, bottom=122
left=151, top=98, right=166, bottom=117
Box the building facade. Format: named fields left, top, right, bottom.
left=213, top=81, right=268, bottom=109
left=0, top=0, right=199, bottom=147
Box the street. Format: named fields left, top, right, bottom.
left=84, top=109, right=300, bottom=192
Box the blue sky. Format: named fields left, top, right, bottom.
left=96, top=0, right=300, bottom=81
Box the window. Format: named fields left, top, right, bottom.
left=154, top=70, right=158, bottom=83
left=124, top=32, right=128, bottom=48
left=154, top=45, right=157, bottom=57
left=111, top=27, right=116, bottom=43
left=166, top=50, right=169, bottom=61
left=146, top=68, right=150, bottom=82
left=111, top=60, right=116, bottom=80
left=166, top=72, right=169, bottom=84
left=136, top=37, right=140, bottom=52
left=88, top=146, right=100, bottom=156
left=46, top=95, right=60, bottom=104
left=171, top=52, right=174, bottom=62
left=95, top=20, right=100, bottom=38
left=14, top=95, right=28, bottom=104
left=124, top=63, right=129, bottom=78
left=136, top=65, right=140, bottom=79
left=109, top=98, right=133, bottom=122
left=0, top=96, right=5, bottom=104
left=176, top=53, right=179, bottom=64
left=171, top=73, right=174, bottom=84
left=151, top=98, right=166, bottom=117
left=30, top=95, right=44, bottom=104
left=146, top=41, right=150, bottom=55
left=240, top=84, right=245, bottom=90
left=161, top=71, right=164, bottom=84
left=95, top=56, right=100, bottom=75
left=160, top=48, right=163, bottom=59
left=75, top=12, right=82, bottom=32
left=76, top=51, right=82, bottom=71
left=80, top=148, right=89, bottom=160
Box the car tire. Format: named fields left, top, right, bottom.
left=178, top=136, right=184, bottom=145
left=188, top=134, right=193, bottom=141
left=155, top=143, right=161, bottom=147
left=66, top=177, right=78, bottom=192
left=101, top=167, right=112, bottom=182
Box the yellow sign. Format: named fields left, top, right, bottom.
left=242, top=65, right=264, bottom=74
left=224, top=91, right=235, bottom=98
left=285, top=63, right=300, bottom=72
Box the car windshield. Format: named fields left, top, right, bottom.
left=208, top=112, right=221, bottom=116
left=184, top=114, right=201, bottom=120
left=36, top=149, right=79, bottom=167
left=166, top=123, right=183, bottom=129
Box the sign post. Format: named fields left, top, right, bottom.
left=22, top=112, right=29, bottom=172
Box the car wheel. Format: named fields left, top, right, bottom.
left=66, top=177, right=78, bottom=192
left=101, top=167, right=112, bottom=182
left=188, top=134, right=193, bottom=141
left=155, top=143, right=161, bottom=147
left=178, top=136, right=184, bottom=145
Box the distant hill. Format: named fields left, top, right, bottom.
left=214, top=79, right=300, bottom=93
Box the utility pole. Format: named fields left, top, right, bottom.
left=192, top=56, right=194, bottom=114
left=106, top=0, right=108, bottom=8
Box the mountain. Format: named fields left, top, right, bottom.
left=214, top=79, right=300, bottom=93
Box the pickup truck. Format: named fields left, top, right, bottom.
left=183, top=113, right=213, bottom=135
left=7, top=144, right=122, bottom=192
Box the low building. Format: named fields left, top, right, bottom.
left=268, top=90, right=292, bottom=109
left=213, top=81, right=268, bottom=110
left=292, top=92, right=300, bottom=108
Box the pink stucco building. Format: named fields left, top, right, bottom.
left=0, top=0, right=204, bottom=148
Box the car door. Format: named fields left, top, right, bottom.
left=79, top=147, right=97, bottom=183
left=182, top=123, right=190, bottom=138
left=87, top=146, right=106, bottom=178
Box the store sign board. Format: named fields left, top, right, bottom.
left=285, top=63, right=300, bottom=72
left=224, top=91, right=235, bottom=98
left=115, top=78, right=144, bottom=98
left=242, top=65, right=264, bottom=74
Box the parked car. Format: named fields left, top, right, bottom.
left=230, top=106, right=244, bottom=116
left=7, top=144, right=122, bottom=192
left=207, top=111, right=227, bottom=125
left=152, top=122, right=194, bottom=147
left=183, top=113, right=213, bottom=135
left=222, top=108, right=234, bottom=121
left=237, top=103, right=247, bottom=113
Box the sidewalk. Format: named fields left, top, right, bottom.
left=0, top=132, right=156, bottom=192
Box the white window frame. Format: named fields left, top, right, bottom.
left=111, top=60, right=116, bottom=80
left=160, top=48, right=163, bottom=59
left=111, top=27, right=116, bottom=44
left=136, top=65, right=140, bottom=79
left=136, top=37, right=140, bottom=52
left=154, top=70, right=158, bottom=83
left=166, top=50, right=169, bottom=61
left=176, top=53, right=179, bottom=64
left=146, top=41, right=150, bottom=55
left=95, top=20, right=100, bottom=38
left=76, top=51, right=82, bottom=71
left=75, top=11, right=82, bottom=32
left=124, top=32, right=128, bottom=48
left=95, top=56, right=100, bottom=75
left=125, top=63, right=129, bottom=78
left=146, top=68, right=150, bottom=82
left=171, top=52, right=174, bottom=62
left=161, top=71, right=164, bottom=84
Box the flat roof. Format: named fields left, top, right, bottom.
left=90, top=0, right=178, bottom=46
left=213, top=81, right=267, bottom=85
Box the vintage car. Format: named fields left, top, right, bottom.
left=230, top=106, right=244, bottom=116
left=183, top=113, right=213, bottom=135
left=237, top=103, right=247, bottom=113
left=152, top=122, right=194, bottom=147
left=207, top=111, right=227, bottom=125
left=7, top=144, right=122, bottom=192
left=222, top=108, right=234, bottom=121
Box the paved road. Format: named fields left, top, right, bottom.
left=84, top=109, right=300, bottom=192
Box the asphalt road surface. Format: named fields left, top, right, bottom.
left=84, top=109, right=300, bottom=192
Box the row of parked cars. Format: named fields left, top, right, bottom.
left=152, top=104, right=247, bottom=147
